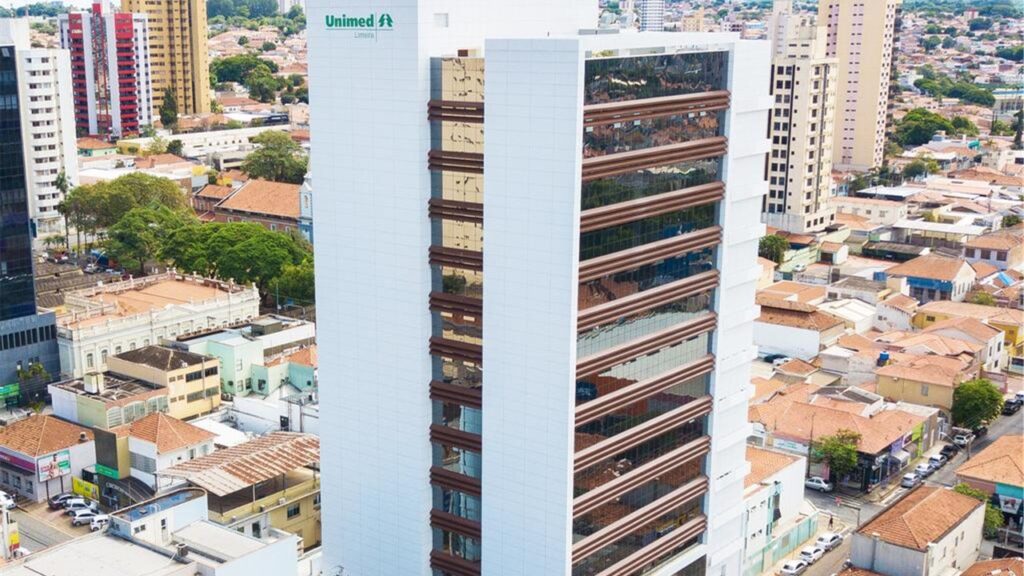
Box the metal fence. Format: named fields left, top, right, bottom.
left=744, top=513, right=821, bottom=576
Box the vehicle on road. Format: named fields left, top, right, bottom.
left=799, top=546, right=825, bottom=564
left=901, top=472, right=921, bottom=488
left=793, top=263, right=807, bottom=273
left=0, top=491, right=16, bottom=510
left=772, top=357, right=794, bottom=367
left=70, top=509, right=100, bottom=526
left=90, top=514, right=110, bottom=531
left=928, top=454, right=947, bottom=469
left=953, top=433, right=974, bottom=447
left=48, top=493, right=74, bottom=510
left=940, top=444, right=960, bottom=458
left=972, top=425, right=988, bottom=439
left=1016, top=391, right=1024, bottom=403
left=805, top=477, right=834, bottom=492
left=763, top=354, right=789, bottom=364
left=781, top=560, right=809, bottom=576
left=1002, top=400, right=1022, bottom=415
left=816, top=532, right=843, bottom=551
left=64, top=499, right=97, bottom=515
left=914, top=463, right=933, bottom=478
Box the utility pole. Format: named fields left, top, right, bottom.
left=1, top=505, right=11, bottom=561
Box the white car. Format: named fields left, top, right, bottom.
left=953, top=433, right=974, bottom=447
left=799, top=546, right=825, bottom=564
left=780, top=560, right=809, bottom=576
left=64, top=499, right=97, bottom=515
left=805, top=477, right=834, bottom=492
left=914, top=463, right=933, bottom=477
left=0, top=491, right=16, bottom=510
left=792, top=263, right=807, bottom=273
left=901, top=472, right=920, bottom=488
left=816, top=532, right=843, bottom=551
left=70, top=509, right=100, bottom=526
left=90, top=515, right=110, bottom=531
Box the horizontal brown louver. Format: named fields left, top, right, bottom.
left=578, top=226, right=721, bottom=283
left=429, top=550, right=481, bottom=576
left=576, top=313, right=716, bottom=379
left=583, top=90, right=730, bottom=127
left=581, top=137, right=727, bottom=182
left=572, top=477, right=708, bottom=562
left=428, top=150, right=484, bottom=174
left=579, top=182, right=724, bottom=233
left=428, top=99, right=485, bottom=123
left=428, top=198, right=484, bottom=223
left=430, top=465, right=482, bottom=497
left=429, top=246, right=484, bottom=271
left=430, top=380, right=483, bottom=410
left=430, top=292, right=483, bottom=317
left=431, top=509, right=482, bottom=540
left=430, top=424, right=483, bottom=453
left=577, top=270, right=719, bottom=333
left=573, top=396, right=713, bottom=474
left=430, top=336, right=483, bottom=364
left=575, top=355, right=715, bottom=426
left=573, top=436, right=710, bottom=519
left=593, top=516, right=707, bottom=576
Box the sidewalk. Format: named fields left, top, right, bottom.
left=762, top=512, right=851, bottom=576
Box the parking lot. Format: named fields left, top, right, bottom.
left=12, top=500, right=93, bottom=552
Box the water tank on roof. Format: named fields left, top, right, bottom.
left=877, top=351, right=890, bottom=367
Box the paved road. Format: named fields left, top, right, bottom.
left=10, top=509, right=74, bottom=552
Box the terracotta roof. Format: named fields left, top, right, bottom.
left=750, top=400, right=926, bottom=454
left=881, top=294, right=918, bottom=313
left=820, top=241, right=843, bottom=252
left=885, top=255, right=973, bottom=282
left=751, top=377, right=789, bottom=403
left=970, top=261, right=1000, bottom=279
left=857, top=486, right=981, bottom=551
left=756, top=297, right=845, bottom=332
left=875, top=355, right=969, bottom=387
left=877, top=331, right=982, bottom=358
left=745, top=446, right=800, bottom=488
left=77, top=137, right=115, bottom=150
left=836, top=212, right=877, bottom=232
left=967, top=228, right=1024, bottom=251
left=917, top=301, right=1024, bottom=326
left=961, top=558, right=1024, bottom=576
left=0, top=415, right=94, bottom=457
left=134, top=153, right=188, bottom=168
left=112, top=413, right=215, bottom=454
left=197, top=184, right=235, bottom=199
left=922, top=316, right=1001, bottom=343
left=776, top=358, right=817, bottom=377
left=217, top=179, right=300, bottom=219
left=221, top=169, right=250, bottom=183
left=114, top=345, right=212, bottom=371
left=761, top=281, right=827, bottom=303
left=956, top=435, right=1024, bottom=488
left=949, top=168, right=1023, bottom=187
left=267, top=345, right=317, bottom=368
left=159, top=432, right=319, bottom=496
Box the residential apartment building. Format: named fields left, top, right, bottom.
left=818, top=0, right=901, bottom=171
left=107, top=346, right=222, bottom=420
left=0, top=19, right=80, bottom=245
left=638, top=0, right=665, bottom=31
left=310, top=3, right=768, bottom=573
left=59, top=5, right=154, bottom=138
left=120, top=0, right=210, bottom=115
left=762, top=5, right=837, bottom=234
left=0, top=20, right=60, bottom=400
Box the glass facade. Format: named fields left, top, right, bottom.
left=433, top=218, right=483, bottom=252
left=580, top=203, right=716, bottom=261
left=434, top=485, right=482, bottom=522
left=578, top=248, right=715, bottom=311
left=432, top=171, right=483, bottom=204
left=433, top=528, right=482, bottom=563
left=0, top=45, right=36, bottom=321
left=434, top=311, right=483, bottom=346
left=434, top=442, right=481, bottom=479
left=577, top=291, right=713, bottom=358
left=434, top=400, right=482, bottom=435
left=576, top=374, right=708, bottom=441
left=584, top=52, right=728, bottom=105
left=583, top=112, right=723, bottom=158
left=582, top=158, right=721, bottom=210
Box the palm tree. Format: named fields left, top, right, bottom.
left=54, top=170, right=71, bottom=251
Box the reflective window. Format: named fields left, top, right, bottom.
left=434, top=310, right=482, bottom=346
left=432, top=171, right=483, bottom=204
left=433, top=442, right=481, bottom=479
left=433, top=356, right=482, bottom=390
left=577, top=291, right=713, bottom=358
left=433, top=485, right=481, bottom=522
left=580, top=203, right=716, bottom=261
left=584, top=52, right=728, bottom=104
left=575, top=374, right=708, bottom=441
left=582, top=158, right=720, bottom=210
left=431, top=120, right=483, bottom=154
left=433, top=218, right=483, bottom=252
left=579, top=248, right=715, bottom=311
left=434, top=400, right=482, bottom=435
left=433, top=528, right=482, bottom=563
left=584, top=112, right=723, bottom=158
left=433, top=265, right=483, bottom=299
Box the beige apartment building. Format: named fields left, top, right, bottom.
left=121, top=0, right=210, bottom=115
left=764, top=3, right=838, bottom=233
left=106, top=346, right=221, bottom=421
left=819, top=0, right=901, bottom=171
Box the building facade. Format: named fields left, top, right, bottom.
left=818, top=0, right=901, bottom=171
left=638, top=0, right=666, bottom=31
left=310, top=3, right=766, bottom=574
left=120, top=0, right=210, bottom=115
left=59, top=5, right=154, bottom=138
left=106, top=346, right=222, bottom=420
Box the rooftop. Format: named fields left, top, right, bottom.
left=216, top=178, right=300, bottom=219
left=921, top=316, right=1002, bottom=343
left=885, top=255, right=972, bottom=282
left=857, top=486, right=981, bottom=551
left=760, top=281, right=827, bottom=304
left=756, top=296, right=845, bottom=332
left=0, top=415, right=93, bottom=457
left=0, top=532, right=188, bottom=576
left=880, top=294, right=919, bottom=313
left=917, top=300, right=1024, bottom=326
left=831, top=276, right=887, bottom=292
left=115, top=487, right=206, bottom=522
left=112, top=413, right=215, bottom=454
left=966, top=227, right=1024, bottom=251
left=50, top=373, right=164, bottom=406
left=961, top=558, right=1024, bottom=576
left=114, top=345, right=213, bottom=372
left=745, top=446, right=800, bottom=489
left=875, top=355, right=969, bottom=387
left=956, top=435, right=1023, bottom=488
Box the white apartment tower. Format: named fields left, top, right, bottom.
left=0, top=19, right=79, bottom=246
left=763, top=3, right=838, bottom=234
left=308, top=2, right=768, bottom=575
left=639, top=0, right=666, bottom=32
left=819, top=0, right=901, bottom=171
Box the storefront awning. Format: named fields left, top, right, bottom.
left=889, top=449, right=911, bottom=466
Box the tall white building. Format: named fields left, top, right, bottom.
left=0, top=19, right=79, bottom=246
left=308, top=2, right=768, bottom=575
left=639, top=0, right=666, bottom=31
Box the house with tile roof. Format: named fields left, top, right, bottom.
left=742, top=447, right=813, bottom=576
left=205, top=178, right=302, bottom=234
left=913, top=301, right=1024, bottom=375
left=0, top=415, right=96, bottom=502
left=875, top=354, right=975, bottom=414
left=881, top=255, right=977, bottom=303
left=874, top=294, right=919, bottom=332
left=965, top=226, right=1024, bottom=272
left=851, top=486, right=983, bottom=576
left=956, top=435, right=1023, bottom=530
left=961, top=557, right=1024, bottom=576
left=110, top=412, right=215, bottom=492
left=921, top=316, right=1006, bottom=372
left=754, top=296, right=847, bottom=360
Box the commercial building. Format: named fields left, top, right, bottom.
left=0, top=20, right=60, bottom=402
left=310, top=3, right=768, bottom=574
left=956, top=435, right=1023, bottom=533
left=59, top=5, right=153, bottom=138
left=638, top=0, right=665, bottom=31
left=107, top=346, right=222, bottom=420
left=818, top=0, right=901, bottom=171
left=762, top=3, right=837, bottom=234
left=120, top=0, right=210, bottom=115
left=50, top=371, right=170, bottom=429
left=112, top=412, right=215, bottom=491
left=0, top=414, right=95, bottom=502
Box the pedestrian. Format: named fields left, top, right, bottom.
left=829, top=514, right=834, bottom=530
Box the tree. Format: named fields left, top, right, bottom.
left=758, top=235, right=789, bottom=264
left=159, top=88, right=178, bottom=128
left=969, top=292, right=996, bottom=306
left=968, top=17, right=992, bottom=31
left=903, top=158, right=940, bottom=178
left=922, top=35, right=942, bottom=52
left=106, top=206, right=191, bottom=275
left=952, top=379, right=1003, bottom=429
left=238, top=35, right=249, bottom=46
left=895, top=108, right=955, bottom=146
left=269, top=258, right=315, bottom=306
left=954, top=483, right=1004, bottom=538
left=245, top=69, right=280, bottom=103
left=242, top=131, right=308, bottom=183
left=61, top=173, right=191, bottom=242
left=54, top=169, right=71, bottom=250
left=941, top=36, right=956, bottom=49
left=211, top=54, right=278, bottom=83
left=816, top=430, right=861, bottom=482
left=260, top=41, right=276, bottom=52
left=951, top=116, right=979, bottom=136
left=1003, top=214, right=1022, bottom=228
left=990, top=119, right=1014, bottom=137
left=145, top=135, right=168, bottom=156
left=167, top=139, right=184, bottom=156
left=995, top=45, right=1023, bottom=62
left=1013, top=110, right=1023, bottom=151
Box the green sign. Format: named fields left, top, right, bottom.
left=0, top=383, right=19, bottom=399
left=325, top=12, right=394, bottom=38
left=96, top=464, right=119, bottom=479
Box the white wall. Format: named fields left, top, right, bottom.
left=851, top=503, right=983, bottom=576
left=874, top=303, right=913, bottom=332
left=743, top=453, right=806, bottom=560
left=754, top=322, right=821, bottom=360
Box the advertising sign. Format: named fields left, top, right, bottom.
left=36, top=450, right=71, bottom=482
left=72, top=476, right=99, bottom=501
left=95, top=463, right=119, bottom=479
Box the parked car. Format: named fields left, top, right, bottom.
left=805, top=477, right=834, bottom=492
left=1016, top=391, right=1024, bottom=403
left=0, top=491, right=15, bottom=510
left=901, top=472, right=921, bottom=488
left=90, top=515, right=110, bottom=531
left=940, top=443, right=960, bottom=458
left=792, top=263, right=807, bottom=273
left=972, top=425, right=988, bottom=439
left=70, top=509, right=100, bottom=526
left=1003, top=400, right=1022, bottom=416
left=48, top=493, right=74, bottom=510
left=763, top=354, right=789, bottom=364
left=781, top=560, right=809, bottom=576
left=816, top=532, right=843, bottom=551
left=914, top=463, right=933, bottom=478
left=799, top=546, right=825, bottom=564
left=928, top=454, right=947, bottom=469
left=772, top=357, right=794, bottom=368
left=64, top=499, right=97, bottom=515
left=953, top=433, right=974, bottom=447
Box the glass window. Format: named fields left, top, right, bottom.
left=431, top=171, right=483, bottom=204
left=434, top=400, right=482, bottom=435
left=434, top=310, right=482, bottom=346
left=433, top=218, right=483, bottom=252
left=580, top=203, right=716, bottom=261
left=433, top=265, right=483, bottom=299
left=287, top=503, right=301, bottom=519
left=433, top=485, right=481, bottom=522
left=583, top=112, right=723, bottom=158
left=584, top=52, right=728, bottom=104
left=582, top=158, right=721, bottom=210
left=433, top=528, right=481, bottom=563
left=433, top=356, right=482, bottom=390
left=576, top=373, right=708, bottom=442
left=579, top=247, right=715, bottom=311
left=578, top=291, right=713, bottom=358
left=433, top=442, right=481, bottom=479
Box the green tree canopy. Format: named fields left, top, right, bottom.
left=953, top=483, right=1004, bottom=538
left=758, top=235, right=789, bottom=264
left=895, top=108, right=955, bottom=146
left=211, top=54, right=279, bottom=84
left=922, top=35, right=942, bottom=52
left=996, top=45, right=1023, bottom=62
left=241, top=131, right=307, bottom=183
left=1002, top=214, right=1022, bottom=228
left=63, top=173, right=191, bottom=232
left=903, top=157, right=940, bottom=178
left=106, top=206, right=193, bottom=274
left=269, top=258, right=314, bottom=306
left=952, top=378, right=1003, bottom=429
left=816, top=429, right=861, bottom=481
left=167, top=139, right=184, bottom=156
left=159, top=88, right=178, bottom=128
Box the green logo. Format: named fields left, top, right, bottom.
left=325, top=12, right=394, bottom=30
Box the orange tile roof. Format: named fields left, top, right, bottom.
left=956, top=435, right=1023, bottom=488
left=961, top=558, right=1024, bottom=576
left=886, top=255, right=972, bottom=282
left=751, top=377, right=788, bottom=403
left=857, top=486, right=981, bottom=551
left=917, top=301, right=1024, bottom=326
left=266, top=345, right=317, bottom=368
left=836, top=212, right=877, bottom=232
left=881, top=294, right=919, bottom=313
left=756, top=296, right=845, bottom=332
left=875, top=355, right=969, bottom=387
left=221, top=169, right=249, bottom=183
left=970, top=261, right=1000, bottom=279
left=197, top=184, right=235, bottom=199
left=77, top=137, right=115, bottom=150
left=760, top=281, right=827, bottom=303
left=0, top=415, right=94, bottom=457
left=967, top=227, right=1024, bottom=251
left=217, top=179, right=300, bottom=219
left=112, top=413, right=215, bottom=454
left=745, top=446, right=800, bottom=488
left=776, top=358, right=817, bottom=377
left=922, top=316, right=1001, bottom=343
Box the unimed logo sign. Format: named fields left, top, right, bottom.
left=325, top=12, right=394, bottom=39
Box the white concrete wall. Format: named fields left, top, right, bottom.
left=874, top=303, right=913, bottom=332
left=743, top=453, right=807, bottom=560
left=851, top=503, right=982, bottom=576
left=217, top=532, right=300, bottom=576
left=753, top=322, right=821, bottom=360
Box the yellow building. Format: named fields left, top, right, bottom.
left=913, top=301, right=1024, bottom=369
left=818, top=0, right=901, bottom=171
left=875, top=356, right=966, bottom=413
left=122, top=0, right=210, bottom=115
left=107, top=346, right=221, bottom=421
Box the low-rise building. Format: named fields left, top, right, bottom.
left=0, top=415, right=95, bottom=502
left=49, top=372, right=169, bottom=429
left=742, top=447, right=816, bottom=576
left=881, top=255, right=977, bottom=303
left=921, top=317, right=1006, bottom=373
left=107, top=346, right=222, bottom=420
left=874, top=294, right=919, bottom=332
left=914, top=301, right=1024, bottom=374
left=115, top=125, right=290, bottom=157
left=204, top=178, right=301, bottom=234
left=961, top=558, right=1024, bottom=576
left=817, top=299, right=877, bottom=334
left=833, top=196, right=909, bottom=226
left=850, top=486, right=983, bottom=576
left=826, top=276, right=898, bottom=305
left=875, top=355, right=974, bottom=414
left=112, top=412, right=216, bottom=492
left=956, top=435, right=1023, bottom=533
left=965, top=227, right=1024, bottom=272
left=754, top=296, right=846, bottom=360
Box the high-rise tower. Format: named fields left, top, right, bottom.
left=639, top=0, right=666, bottom=31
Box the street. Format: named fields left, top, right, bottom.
left=10, top=508, right=75, bottom=552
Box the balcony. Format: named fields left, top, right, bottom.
left=207, top=467, right=320, bottom=525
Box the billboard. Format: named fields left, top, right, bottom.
left=37, top=450, right=71, bottom=482
left=72, top=476, right=99, bottom=501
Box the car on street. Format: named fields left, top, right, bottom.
left=928, top=454, right=947, bottom=469
left=973, top=425, right=988, bottom=439
left=1003, top=399, right=1022, bottom=415
left=0, top=491, right=16, bottom=510
left=901, top=472, right=921, bottom=488
left=799, top=546, right=825, bottom=564
left=90, top=515, right=110, bottom=531
left=914, top=463, right=933, bottom=478
left=1016, top=391, right=1024, bottom=403
left=780, top=560, right=809, bottom=576
left=805, top=476, right=834, bottom=492
left=763, top=354, right=789, bottom=363
left=70, top=509, right=101, bottom=526
left=940, top=443, right=959, bottom=458
left=953, top=433, right=974, bottom=447
left=48, top=493, right=74, bottom=510
left=816, top=532, right=843, bottom=551
left=792, top=263, right=807, bottom=273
